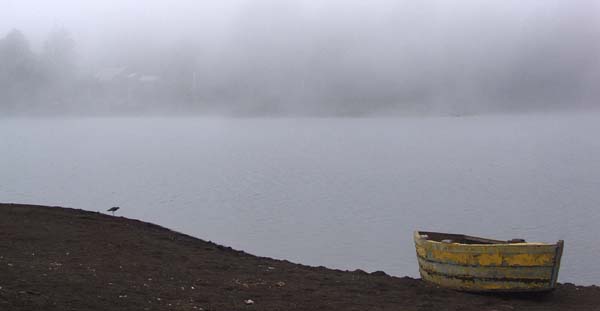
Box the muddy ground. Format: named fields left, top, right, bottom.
left=1, top=203, right=599, bottom=310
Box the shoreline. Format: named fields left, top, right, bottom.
left=1, top=203, right=599, bottom=310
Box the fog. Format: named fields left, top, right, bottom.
left=1, top=0, right=599, bottom=116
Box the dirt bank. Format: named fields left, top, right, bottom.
left=1, top=203, right=598, bottom=310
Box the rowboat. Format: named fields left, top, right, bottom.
left=414, top=231, right=564, bottom=292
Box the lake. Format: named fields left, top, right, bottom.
left=1, top=113, right=599, bottom=285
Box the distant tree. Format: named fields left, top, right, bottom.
left=0, top=29, right=32, bottom=63
left=42, top=28, right=76, bottom=78
left=39, top=28, right=79, bottom=111
left=0, top=29, right=41, bottom=112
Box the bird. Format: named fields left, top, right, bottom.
left=107, top=206, right=120, bottom=216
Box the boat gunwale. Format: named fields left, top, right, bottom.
left=414, top=231, right=560, bottom=248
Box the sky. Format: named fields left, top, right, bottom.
left=1, top=0, right=243, bottom=51
left=3, top=0, right=597, bottom=52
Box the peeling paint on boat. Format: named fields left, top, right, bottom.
left=414, top=231, right=564, bottom=292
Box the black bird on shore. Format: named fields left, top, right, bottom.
left=107, top=206, right=120, bottom=216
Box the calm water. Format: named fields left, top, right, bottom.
left=1, top=114, right=599, bottom=285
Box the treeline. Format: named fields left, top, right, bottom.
left=0, top=29, right=76, bottom=114
left=1, top=22, right=598, bottom=116
left=0, top=29, right=206, bottom=116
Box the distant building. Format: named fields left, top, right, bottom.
left=139, top=75, right=160, bottom=83
left=94, top=67, right=160, bottom=84
left=94, top=67, right=127, bottom=83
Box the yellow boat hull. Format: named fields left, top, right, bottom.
left=414, top=231, right=564, bottom=292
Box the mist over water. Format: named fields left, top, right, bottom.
left=1, top=0, right=599, bottom=116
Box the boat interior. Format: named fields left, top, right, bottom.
left=417, top=231, right=525, bottom=244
